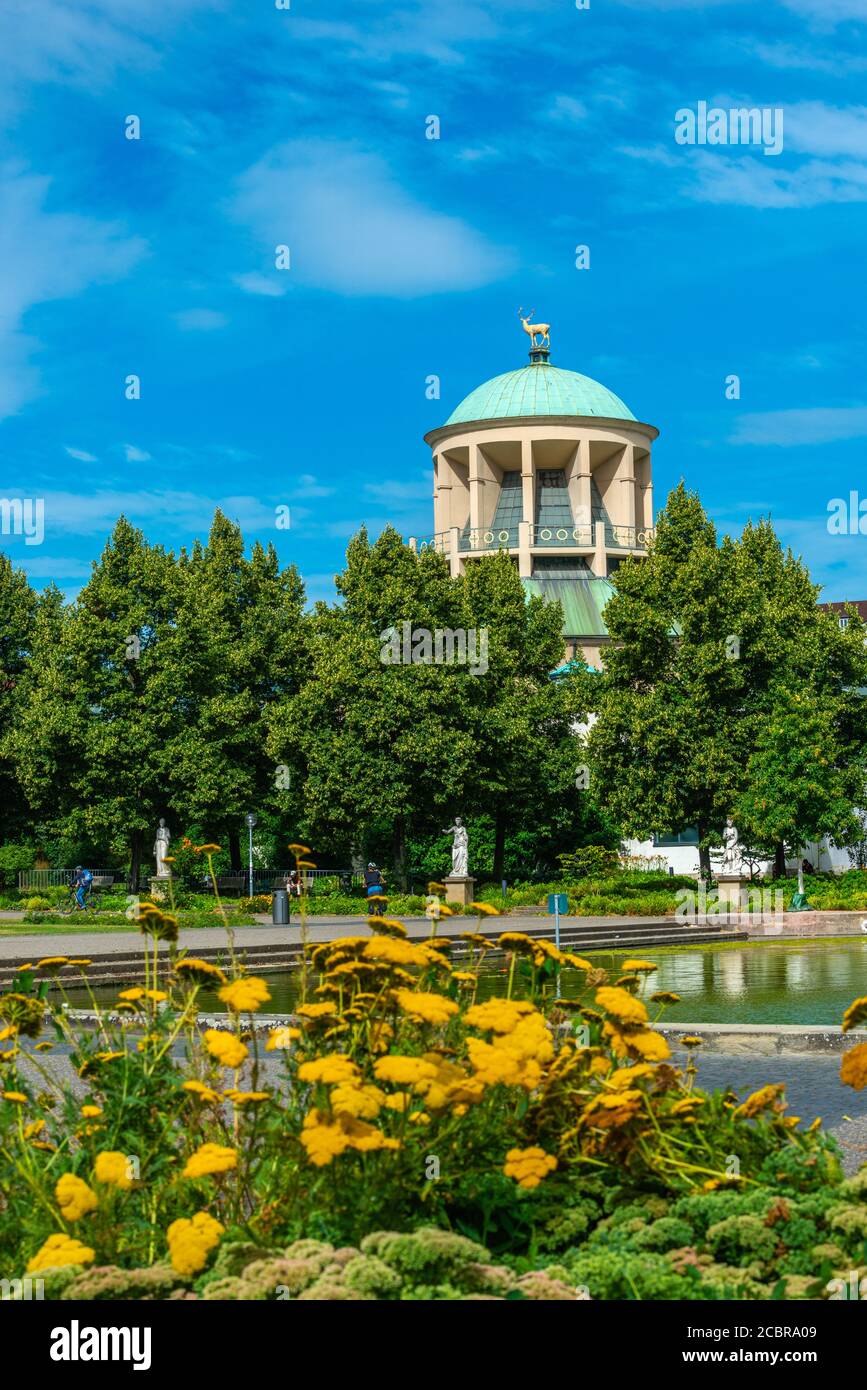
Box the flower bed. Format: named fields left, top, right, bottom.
left=3, top=884, right=867, bottom=1301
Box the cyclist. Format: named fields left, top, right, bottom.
left=363, top=863, right=386, bottom=917
left=71, top=865, right=93, bottom=911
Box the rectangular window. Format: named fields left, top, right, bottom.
left=652, top=828, right=700, bottom=847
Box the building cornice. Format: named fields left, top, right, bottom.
left=423, top=414, right=660, bottom=448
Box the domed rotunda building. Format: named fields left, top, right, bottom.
left=411, top=325, right=658, bottom=667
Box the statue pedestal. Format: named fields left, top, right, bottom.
left=147, top=876, right=171, bottom=902
left=445, top=875, right=475, bottom=907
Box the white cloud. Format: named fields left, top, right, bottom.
left=365, top=478, right=432, bottom=503
left=173, top=308, right=228, bottom=331
left=233, top=271, right=288, bottom=298
left=730, top=406, right=867, bottom=446
left=781, top=0, right=867, bottom=21
left=294, top=474, right=335, bottom=499
left=681, top=150, right=867, bottom=208
left=547, top=95, right=588, bottom=124
left=123, top=444, right=151, bottom=463
left=785, top=103, right=867, bottom=158
left=8, top=489, right=291, bottom=539
left=64, top=446, right=97, bottom=463
left=230, top=141, right=514, bottom=297
left=0, top=167, right=145, bottom=418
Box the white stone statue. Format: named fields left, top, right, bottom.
left=153, top=818, right=172, bottom=878
left=719, top=820, right=740, bottom=875
left=443, top=817, right=469, bottom=877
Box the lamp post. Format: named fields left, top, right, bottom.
left=245, top=813, right=257, bottom=898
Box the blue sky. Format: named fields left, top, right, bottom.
left=1, top=0, right=866, bottom=603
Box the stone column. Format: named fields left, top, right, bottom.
left=517, top=520, right=532, bottom=577
left=592, top=521, right=607, bottom=577
left=469, top=443, right=484, bottom=540
left=569, top=438, right=592, bottom=532
left=520, top=438, right=534, bottom=536
left=448, top=526, right=461, bottom=578
left=618, top=444, right=636, bottom=531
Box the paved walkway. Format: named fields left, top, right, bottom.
left=0, top=912, right=679, bottom=960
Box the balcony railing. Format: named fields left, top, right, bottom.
left=411, top=525, right=655, bottom=556
left=459, top=526, right=519, bottom=552
left=530, top=524, right=593, bottom=548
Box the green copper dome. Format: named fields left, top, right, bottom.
left=446, top=363, right=635, bottom=426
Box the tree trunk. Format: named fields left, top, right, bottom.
left=392, top=816, right=407, bottom=892
left=228, top=828, right=242, bottom=872
left=697, top=827, right=712, bottom=883
left=129, top=827, right=143, bottom=894
left=774, top=841, right=786, bottom=880
left=493, top=807, right=507, bottom=884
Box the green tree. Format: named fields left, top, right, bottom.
left=10, top=518, right=179, bottom=885
left=162, top=511, right=305, bottom=868
left=587, top=486, right=867, bottom=879
left=0, top=552, right=37, bottom=844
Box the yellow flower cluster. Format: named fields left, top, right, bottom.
left=166, top=1210, right=224, bottom=1275
left=94, top=1150, right=135, bottom=1189
left=183, top=1142, right=238, bottom=1178
left=503, top=1146, right=558, bottom=1189
left=392, top=989, right=458, bottom=1026
left=27, top=1233, right=95, bottom=1273
left=218, top=976, right=271, bottom=1013
left=56, top=1173, right=98, bottom=1222
left=300, top=1109, right=401, bottom=1166
left=203, top=1029, right=248, bottom=1069
left=596, top=986, right=671, bottom=1064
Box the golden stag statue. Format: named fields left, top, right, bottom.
left=518, top=308, right=550, bottom=349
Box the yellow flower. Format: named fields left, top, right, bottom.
left=166, top=1211, right=224, bottom=1275
left=145, top=989, right=168, bottom=1002
left=56, top=1173, right=98, bottom=1222
left=182, top=1080, right=221, bottom=1103
left=384, top=1092, right=412, bottom=1112
left=563, top=953, right=593, bottom=971
left=503, top=1146, right=558, bottom=1189
left=118, top=988, right=145, bottom=1003
left=841, top=1043, right=867, bottom=1091
left=680, top=1035, right=704, bottom=1048
left=842, top=996, right=867, bottom=1034
left=27, top=1233, right=95, bottom=1274
left=266, top=1026, right=301, bottom=1050
left=470, top=901, right=500, bottom=916
left=465, top=998, right=536, bottom=1034
left=373, top=1056, right=438, bottom=1086
left=734, top=1083, right=785, bottom=1119
left=452, top=971, right=478, bottom=983
left=36, top=956, right=69, bottom=970
left=497, top=932, right=536, bottom=954
left=223, top=1089, right=270, bottom=1105
left=23, top=1119, right=46, bottom=1139
left=330, top=1082, right=385, bottom=1119
left=596, top=987, right=649, bottom=1028
left=604, top=1023, right=671, bottom=1062
left=194, top=843, right=222, bottom=854
left=298, top=1055, right=360, bottom=1085
left=218, top=977, right=271, bottom=1013
left=300, top=1117, right=350, bottom=1166
left=295, top=1002, right=337, bottom=1019
left=203, top=1029, right=249, bottom=1069
left=183, top=1142, right=238, bottom=1179
left=34, top=1042, right=53, bottom=1052
left=621, top=959, right=658, bottom=973
left=363, top=936, right=429, bottom=968
left=80, top=1105, right=102, bottom=1118
left=2, top=1091, right=27, bottom=1103
left=175, top=959, right=228, bottom=987
left=608, top=1063, right=655, bottom=1089
left=94, top=1150, right=134, bottom=1189
left=393, top=989, right=459, bottom=1026
left=288, top=843, right=312, bottom=854
left=67, top=959, right=92, bottom=968
left=650, top=991, right=681, bottom=1005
